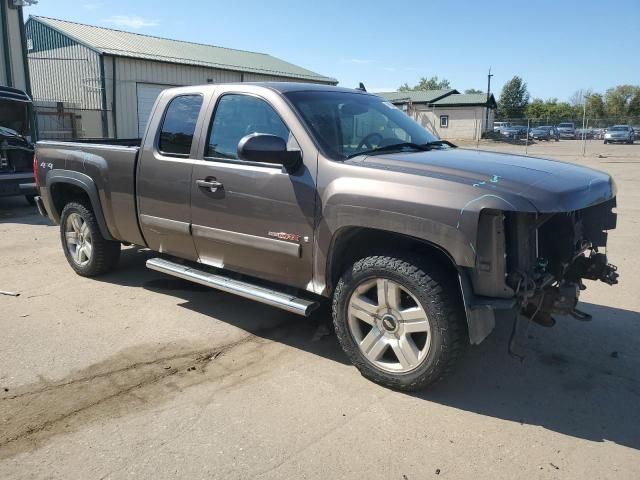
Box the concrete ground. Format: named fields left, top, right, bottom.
left=1, top=140, right=639, bottom=479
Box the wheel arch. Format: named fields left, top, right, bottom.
left=325, top=226, right=500, bottom=345
left=47, top=170, right=115, bottom=241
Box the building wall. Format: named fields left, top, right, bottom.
left=412, top=105, right=494, bottom=140
left=0, top=1, right=28, bottom=91
left=107, top=56, right=327, bottom=138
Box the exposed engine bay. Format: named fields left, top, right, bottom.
left=470, top=198, right=618, bottom=328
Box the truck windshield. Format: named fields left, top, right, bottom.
left=284, top=91, right=440, bottom=160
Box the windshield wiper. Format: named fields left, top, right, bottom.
left=347, top=142, right=431, bottom=159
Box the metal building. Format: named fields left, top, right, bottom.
left=0, top=0, right=31, bottom=92
left=25, top=16, right=337, bottom=139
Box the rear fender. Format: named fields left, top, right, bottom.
left=46, top=170, right=115, bottom=241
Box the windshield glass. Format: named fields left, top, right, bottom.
left=284, top=91, right=439, bottom=160
left=609, top=126, right=627, bottom=131
left=558, top=123, right=574, bottom=128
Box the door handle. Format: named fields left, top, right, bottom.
left=196, top=179, right=223, bottom=193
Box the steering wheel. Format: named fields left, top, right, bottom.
left=356, top=132, right=383, bottom=150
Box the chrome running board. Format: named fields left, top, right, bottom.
left=146, top=257, right=319, bottom=317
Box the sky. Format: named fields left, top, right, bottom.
left=23, top=0, right=640, bottom=101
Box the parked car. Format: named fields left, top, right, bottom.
left=604, top=125, right=635, bottom=144
left=529, top=126, right=559, bottom=141
left=493, top=121, right=511, bottom=132
left=33, top=83, right=620, bottom=391
left=501, top=125, right=528, bottom=139
left=557, top=122, right=577, bottom=139
left=0, top=86, right=36, bottom=204
left=576, top=128, right=594, bottom=139
left=632, top=126, right=640, bottom=140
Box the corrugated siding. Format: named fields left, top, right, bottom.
left=26, top=19, right=102, bottom=109
left=110, top=56, right=321, bottom=138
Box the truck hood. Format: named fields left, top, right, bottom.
left=355, top=148, right=615, bottom=212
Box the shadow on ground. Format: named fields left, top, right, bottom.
left=0, top=196, right=52, bottom=227
left=64, top=247, right=640, bottom=451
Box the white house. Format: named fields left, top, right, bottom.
left=376, top=89, right=497, bottom=141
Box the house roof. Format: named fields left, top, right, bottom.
left=28, top=16, right=337, bottom=84
left=432, top=93, right=496, bottom=108
left=375, top=89, right=458, bottom=104
left=375, top=89, right=496, bottom=109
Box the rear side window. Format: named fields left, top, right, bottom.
left=158, top=95, right=203, bottom=156
left=206, top=94, right=293, bottom=160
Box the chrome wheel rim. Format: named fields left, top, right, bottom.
left=347, top=278, right=432, bottom=373
left=65, top=213, right=92, bottom=266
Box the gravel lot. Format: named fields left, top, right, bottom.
left=1, top=141, right=639, bottom=479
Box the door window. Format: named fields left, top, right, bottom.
left=206, top=94, right=296, bottom=160
left=158, top=95, right=203, bottom=156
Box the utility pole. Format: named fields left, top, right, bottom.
left=485, top=67, right=494, bottom=135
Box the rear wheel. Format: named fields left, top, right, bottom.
left=332, top=255, right=465, bottom=391
left=60, top=201, right=121, bottom=276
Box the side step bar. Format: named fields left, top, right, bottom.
left=146, top=257, right=320, bottom=317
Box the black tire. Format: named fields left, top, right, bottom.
left=604, top=140, right=608, bottom=144
left=25, top=194, right=36, bottom=206
left=59, top=201, right=121, bottom=277
left=332, top=255, right=466, bottom=391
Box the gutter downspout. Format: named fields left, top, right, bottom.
left=111, top=55, right=117, bottom=138
left=98, top=53, right=109, bottom=138
left=1, top=0, right=13, bottom=87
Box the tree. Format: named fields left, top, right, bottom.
left=497, top=76, right=530, bottom=120
left=464, top=88, right=484, bottom=94
left=605, top=85, right=637, bottom=117
left=585, top=93, right=605, bottom=120
left=398, top=76, right=451, bottom=92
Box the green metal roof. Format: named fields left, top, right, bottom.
left=375, top=89, right=457, bottom=104
left=29, top=16, right=337, bottom=84
left=432, top=93, right=496, bottom=108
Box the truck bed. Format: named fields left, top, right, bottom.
left=35, top=140, right=146, bottom=246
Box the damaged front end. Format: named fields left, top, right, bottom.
left=469, top=197, right=619, bottom=332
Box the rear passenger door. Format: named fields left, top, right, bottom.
left=190, top=92, right=316, bottom=290
left=137, top=93, right=204, bottom=261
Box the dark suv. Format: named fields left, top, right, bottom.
left=0, top=86, right=35, bottom=204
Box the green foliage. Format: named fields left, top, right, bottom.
left=497, top=76, right=530, bottom=119
left=464, top=88, right=484, bottom=94
left=522, top=86, right=639, bottom=124
left=525, top=98, right=576, bottom=123
left=605, top=85, right=640, bottom=117
left=398, top=76, right=451, bottom=92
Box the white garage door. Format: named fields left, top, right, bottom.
left=137, top=83, right=172, bottom=137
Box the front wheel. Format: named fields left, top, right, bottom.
left=332, top=255, right=466, bottom=391
left=60, top=201, right=121, bottom=276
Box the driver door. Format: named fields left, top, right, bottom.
left=190, top=92, right=316, bottom=290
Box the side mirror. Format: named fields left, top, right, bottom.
left=237, top=133, right=301, bottom=172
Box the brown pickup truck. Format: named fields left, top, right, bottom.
left=33, top=83, right=619, bottom=390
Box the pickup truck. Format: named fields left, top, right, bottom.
left=0, top=86, right=35, bottom=204
left=33, top=83, right=619, bottom=391
left=557, top=122, right=577, bottom=140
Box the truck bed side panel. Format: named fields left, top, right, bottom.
left=36, top=141, right=146, bottom=246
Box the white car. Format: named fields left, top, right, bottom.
left=604, top=125, right=635, bottom=144
left=493, top=121, right=511, bottom=132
